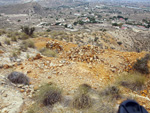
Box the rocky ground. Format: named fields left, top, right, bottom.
left=0, top=31, right=150, bottom=113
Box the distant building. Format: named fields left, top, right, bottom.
left=74, top=13, right=81, bottom=16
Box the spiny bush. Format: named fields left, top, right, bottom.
left=43, top=90, right=62, bottom=106
left=27, top=83, right=62, bottom=113
left=35, top=83, right=62, bottom=106
left=40, top=48, right=57, bottom=57
left=8, top=71, right=30, bottom=85
left=21, top=26, right=35, bottom=36
left=133, top=54, right=150, bottom=74
left=73, top=94, right=92, bottom=109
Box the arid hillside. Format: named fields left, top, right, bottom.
left=0, top=29, right=150, bottom=113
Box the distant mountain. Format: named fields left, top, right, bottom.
left=0, top=0, right=149, bottom=7
left=0, top=0, right=38, bottom=6
left=37, top=0, right=89, bottom=8
left=0, top=2, right=44, bottom=15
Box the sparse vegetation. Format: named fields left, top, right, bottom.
left=11, top=49, right=21, bottom=58
left=117, top=72, right=146, bottom=91
left=100, top=85, right=121, bottom=99
left=78, top=84, right=91, bottom=94
left=11, top=36, right=17, bottom=41
left=73, top=94, right=92, bottom=109
left=27, top=83, right=62, bottom=112
left=4, top=38, right=11, bottom=45
left=19, top=33, right=30, bottom=40
left=40, top=48, right=57, bottom=57
left=0, top=29, right=6, bottom=36
left=43, top=90, right=62, bottom=106
left=20, top=39, right=35, bottom=50
left=8, top=71, right=30, bottom=85
left=133, top=54, right=150, bottom=74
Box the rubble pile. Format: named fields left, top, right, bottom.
left=46, top=41, right=63, bottom=52
left=61, top=45, right=103, bottom=63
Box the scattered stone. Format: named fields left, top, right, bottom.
left=33, top=53, right=42, bottom=60
left=27, top=70, right=32, bottom=74
left=46, top=41, right=63, bottom=52
left=61, top=45, right=101, bottom=63
left=0, top=86, right=24, bottom=113
left=3, top=64, right=10, bottom=69
left=20, top=89, right=25, bottom=93
left=0, top=49, right=4, bottom=54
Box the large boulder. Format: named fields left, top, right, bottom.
left=8, top=71, right=30, bottom=85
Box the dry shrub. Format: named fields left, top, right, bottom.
left=36, top=83, right=62, bottom=106
left=11, top=36, right=17, bottom=42
left=4, top=38, right=10, bottom=45
left=20, top=39, right=35, bottom=51
left=8, top=71, right=30, bottom=85
left=43, top=90, right=62, bottom=106
left=73, top=94, right=92, bottom=109
left=100, top=85, right=120, bottom=99
left=78, top=84, right=92, bottom=94
left=19, top=33, right=30, bottom=40
left=27, top=83, right=62, bottom=112
left=0, top=29, right=6, bottom=36
left=117, top=72, right=146, bottom=91
left=40, top=48, right=57, bottom=57
left=133, top=54, right=150, bottom=74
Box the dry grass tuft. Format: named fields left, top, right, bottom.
left=117, top=72, right=146, bottom=91
left=40, top=48, right=57, bottom=57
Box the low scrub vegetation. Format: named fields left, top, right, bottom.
left=100, top=85, right=121, bottom=99
left=20, top=39, right=35, bottom=51
left=11, top=36, right=17, bottom=42
left=133, top=54, right=150, bottom=74
left=78, top=84, right=92, bottom=94
left=18, top=33, right=30, bottom=40
left=40, top=48, right=57, bottom=57
left=27, top=83, right=62, bottom=113
left=117, top=72, right=146, bottom=91
left=73, top=94, right=92, bottom=109
left=11, top=49, right=21, bottom=58
left=4, top=38, right=11, bottom=45
left=0, top=29, right=6, bottom=36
